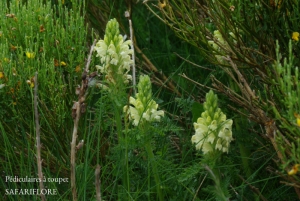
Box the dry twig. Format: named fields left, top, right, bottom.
left=34, top=72, right=46, bottom=201
left=95, top=165, right=102, bottom=201
left=70, top=39, right=97, bottom=201
left=125, top=10, right=136, bottom=95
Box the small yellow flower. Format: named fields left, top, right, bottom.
left=288, top=164, right=300, bottom=175
left=158, top=1, right=166, bottom=8
left=26, top=52, right=35, bottom=59
left=60, top=61, right=67, bottom=66
left=75, top=65, right=81, bottom=73
left=0, top=72, right=4, bottom=79
left=4, top=58, right=10, bottom=63
left=292, top=32, right=299, bottom=41
left=294, top=113, right=300, bottom=126
left=27, top=76, right=35, bottom=88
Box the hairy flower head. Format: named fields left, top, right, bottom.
left=124, top=75, right=164, bottom=126
left=191, top=90, right=233, bottom=154
left=94, top=18, right=133, bottom=86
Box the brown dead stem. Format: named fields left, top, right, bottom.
left=34, top=72, right=46, bottom=201
left=70, top=39, right=97, bottom=201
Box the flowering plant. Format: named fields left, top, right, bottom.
left=191, top=90, right=233, bottom=154
left=208, top=30, right=237, bottom=64
left=94, top=18, right=133, bottom=87
left=124, top=75, right=164, bottom=126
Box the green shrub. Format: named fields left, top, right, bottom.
left=0, top=0, right=88, bottom=199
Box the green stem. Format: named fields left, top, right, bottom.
left=114, top=105, right=129, bottom=198
left=235, top=120, right=252, bottom=178
left=214, top=169, right=228, bottom=201
left=205, top=165, right=229, bottom=201
left=145, top=140, right=163, bottom=201
left=124, top=122, right=130, bottom=197
left=114, top=106, right=123, bottom=140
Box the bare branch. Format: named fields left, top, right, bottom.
left=95, top=165, right=102, bottom=201
left=34, top=72, right=46, bottom=201
left=71, top=39, right=97, bottom=201
left=125, top=10, right=136, bottom=95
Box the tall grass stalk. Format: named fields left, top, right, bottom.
left=204, top=165, right=229, bottom=201
left=144, top=134, right=164, bottom=201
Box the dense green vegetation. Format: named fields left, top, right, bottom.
left=0, top=0, right=299, bottom=200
